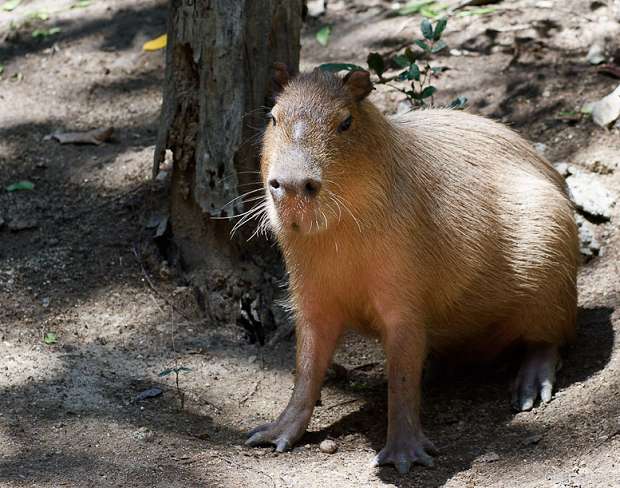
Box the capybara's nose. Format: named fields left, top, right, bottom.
left=269, top=177, right=321, bottom=200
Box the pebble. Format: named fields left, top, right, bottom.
left=133, top=427, right=155, bottom=442
left=319, top=439, right=338, bottom=454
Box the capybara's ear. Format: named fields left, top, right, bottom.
left=272, top=62, right=291, bottom=94
left=342, top=70, right=374, bottom=102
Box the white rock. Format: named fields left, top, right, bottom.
left=586, top=43, right=606, bottom=65
left=591, top=84, right=620, bottom=127
left=565, top=171, right=615, bottom=220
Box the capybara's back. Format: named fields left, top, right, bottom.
left=388, top=109, right=578, bottom=355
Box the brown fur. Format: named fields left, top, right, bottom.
left=251, top=68, right=579, bottom=467
left=261, top=70, right=578, bottom=351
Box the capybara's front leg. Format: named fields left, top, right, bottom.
left=246, top=315, right=341, bottom=451
left=373, top=324, right=437, bottom=474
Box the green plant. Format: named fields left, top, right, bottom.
left=43, top=332, right=58, bottom=345
left=159, top=366, right=192, bottom=410
left=321, top=17, right=466, bottom=110
left=32, top=27, right=61, bottom=39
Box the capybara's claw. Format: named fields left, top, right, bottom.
left=372, top=435, right=437, bottom=473
left=245, top=421, right=299, bottom=452
left=512, top=345, right=560, bottom=411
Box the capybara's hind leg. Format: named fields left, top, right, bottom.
left=511, top=343, right=560, bottom=411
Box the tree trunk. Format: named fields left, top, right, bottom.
left=153, top=0, right=303, bottom=334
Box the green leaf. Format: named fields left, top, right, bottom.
left=448, top=96, right=468, bottom=109
left=414, top=39, right=431, bottom=52
left=431, top=65, right=447, bottom=74
left=367, top=52, right=385, bottom=77
left=32, top=28, right=61, bottom=39
left=174, top=367, right=192, bottom=374
left=1, top=0, right=22, bottom=12
left=319, top=63, right=364, bottom=73
left=71, top=0, right=92, bottom=8
left=158, top=368, right=174, bottom=377
left=433, top=17, right=447, bottom=40
left=393, top=55, right=410, bottom=68
left=421, top=19, right=433, bottom=40
left=399, top=63, right=420, bottom=81
left=315, top=25, right=331, bottom=47
left=28, top=10, right=49, bottom=21
left=404, top=47, right=417, bottom=63
left=397, top=0, right=435, bottom=16
left=6, top=180, right=34, bottom=192
left=431, top=40, right=447, bottom=53
left=43, top=332, right=57, bottom=345
left=420, top=6, right=437, bottom=18
left=457, top=6, right=497, bottom=17
left=420, top=85, right=437, bottom=99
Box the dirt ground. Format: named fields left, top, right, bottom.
left=1, top=0, right=619, bottom=487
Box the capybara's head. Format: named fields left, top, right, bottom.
left=261, top=65, right=378, bottom=236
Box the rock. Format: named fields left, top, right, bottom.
left=135, top=387, right=163, bottom=402
left=586, top=43, right=606, bottom=65
left=576, top=214, right=602, bottom=257
left=8, top=218, right=38, bottom=231
left=553, top=161, right=572, bottom=177
left=591, top=84, right=620, bottom=127
left=306, top=0, right=326, bottom=17
left=477, top=451, right=500, bottom=463
left=133, top=427, right=155, bottom=442
left=319, top=439, right=338, bottom=454
left=565, top=171, right=615, bottom=220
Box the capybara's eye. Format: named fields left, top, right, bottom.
left=267, top=112, right=277, bottom=127
left=338, top=115, right=352, bottom=133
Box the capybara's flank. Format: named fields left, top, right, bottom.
left=246, top=66, right=579, bottom=474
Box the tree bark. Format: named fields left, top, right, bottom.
left=153, top=0, right=302, bottom=329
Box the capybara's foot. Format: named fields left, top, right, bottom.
left=372, top=431, right=438, bottom=474
left=512, top=344, right=560, bottom=411
left=245, top=412, right=310, bottom=452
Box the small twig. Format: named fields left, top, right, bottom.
left=324, top=398, right=362, bottom=411
left=239, top=380, right=261, bottom=405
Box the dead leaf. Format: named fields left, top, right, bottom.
left=45, top=127, right=114, bottom=145
left=143, top=34, right=167, bottom=51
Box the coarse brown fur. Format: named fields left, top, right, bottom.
left=249, top=68, right=579, bottom=471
